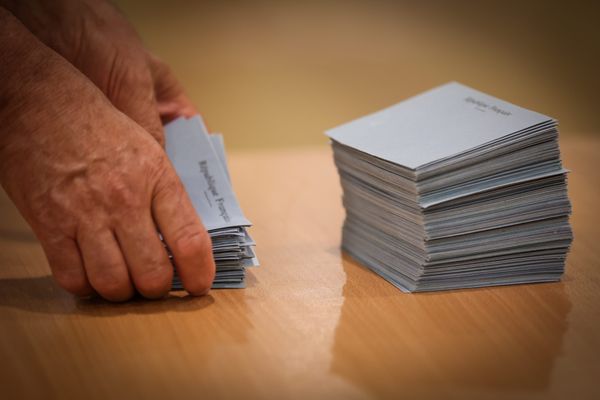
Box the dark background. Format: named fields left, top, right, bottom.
left=115, top=0, right=600, bottom=148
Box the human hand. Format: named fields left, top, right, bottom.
left=0, top=10, right=215, bottom=301
left=1, top=0, right=197, bottom=146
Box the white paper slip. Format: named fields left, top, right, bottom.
left=325, top=82, right=553, bottom=170
left=327, top=82, right=572, bottom=293
left=209, top=133, right=230, bottom=181
left=165, top=117, right=251, bottom=231
left=166, top=116, right=258, bottom=291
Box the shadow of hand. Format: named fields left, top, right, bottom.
left=0, top=275, right=214, bottom=316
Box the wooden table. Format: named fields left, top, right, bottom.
left=1, top=136, right=598, bottom=400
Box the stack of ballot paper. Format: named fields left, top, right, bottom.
left=164, top=116, right=258, bottom=289
left=326, top=82, right=572, bottom=292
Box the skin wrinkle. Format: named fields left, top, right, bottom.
left=5, top=0, right=165, bottom=139
left=69, top=9, right=87, bottom=71
left=174, top=229, right=209, bottom=256
left=0, top=1, right=215, bottom=301
left=105, top=50, right=123, bottom=111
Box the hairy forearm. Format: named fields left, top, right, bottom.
left=0, top=0, right=170, bottom=140
left=1, top=0, right=94, bottom=61
left=0, top=6, right=98, bottom=192
left=0, top=0, right=141, bottom=64
left=0, top=6, right=58, bottom=146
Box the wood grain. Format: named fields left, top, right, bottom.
left=0, top=136, right=598, bottom=400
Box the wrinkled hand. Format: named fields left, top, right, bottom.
left=0, top=9, right=215, bottom=301
left=3, top=0, right=197, bottom=146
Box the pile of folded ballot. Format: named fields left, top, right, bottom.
left=165, top=116, right=258, bottom=289
left=326, top=82, right=572, bottom=292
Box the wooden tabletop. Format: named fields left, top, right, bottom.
left=0, top=136, right=598, bottom=400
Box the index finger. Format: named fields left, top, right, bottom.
left=151, top=168, right=215, bottom=295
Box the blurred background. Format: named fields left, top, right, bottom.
left=114, top=0, right=600, bottom=149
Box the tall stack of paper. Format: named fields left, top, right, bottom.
left=326, top=82, right=572, bottom=292
left=165, top=116, right=258, bottom=289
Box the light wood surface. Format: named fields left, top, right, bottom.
left=0, top=136, right=599, bottom=400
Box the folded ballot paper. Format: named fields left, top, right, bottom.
left=164, top=116, right=258, bottom=289
left=326, top=82, right=572, bottom=292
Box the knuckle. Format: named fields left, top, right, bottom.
left=171, top=224, right=212, bottom=258
left=148, top=54, right=173, bottom=82
left=147, top=153, right=171, bottom=184
left=151, top=56, right=170, bottom=76
left=153, top=167, right=182, bottom=197
left=107, top=50, right=151, bottom=95
left=105, top=174, right=143, bottom=211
